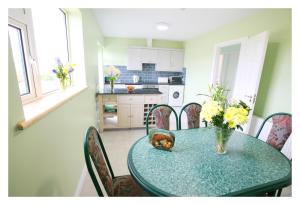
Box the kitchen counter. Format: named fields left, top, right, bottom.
left=97, top=88, right=162, bottom=95
left=104, top=82, right=185, bottom=85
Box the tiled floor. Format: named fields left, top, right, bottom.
left=79, top=113, right=291, bottom=197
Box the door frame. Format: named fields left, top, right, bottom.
left=210, top=37, right=247, bottom=85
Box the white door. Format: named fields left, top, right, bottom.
left=212, top=31, right=269, bottom=134
left=232, top=31, right=269, bottom=133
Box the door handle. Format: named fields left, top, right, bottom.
left=244, top=95, right=252, bottom=103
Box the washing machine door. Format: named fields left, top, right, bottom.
left=168, top=85, right=184, bottom=106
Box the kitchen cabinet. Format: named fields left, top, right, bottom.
left=156, top=49, right=171, bottom=71
left=158, top=85, right=169, bottom=104
left=117, top=104, right=131, bottom=128
left=140, top=48, right=157, bottom=64
left=128, top=47, right=184, bottom=71
left=98, top=94, right=162, bottom=131
left=170, top=50, right=184, bottom=71
left=118, top=96, right=144, bottom=128
left=130, top=104, right=144, bottom=127
left=127, top=48, right=142, bottom=70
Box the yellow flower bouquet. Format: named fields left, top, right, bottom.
left=201, top=85, right=250, bottom=154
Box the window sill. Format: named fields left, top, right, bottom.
left=16, top=86, right=88, bottom=130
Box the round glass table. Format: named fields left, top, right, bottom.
left=127, top=128, right=291, bottom=196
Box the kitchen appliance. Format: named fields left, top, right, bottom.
left=132, top=75, right=140, bottom=83
left=168, top=76, right=183, bottom=84
left=158, top=77, right=168, bottom=84
left=168, top=85, right=184, bottom=106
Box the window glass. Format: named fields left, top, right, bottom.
left=8, top=25, right=30, bottom=95
left=31, top=9, right=69, bottom=94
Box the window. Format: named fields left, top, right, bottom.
left=8, top=25, right=30, bottom=95
left=31, top=9, right=69, bottom=94
left=8, top=8, right=70, bottom=103
left=8, top=18, right=37, bottom=102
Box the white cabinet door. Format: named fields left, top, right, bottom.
left=127, top=48, right=142, bottom=70
left=158, top=85, right=169, bottom=104
left=170, top=50, right=184, bottom=71
left=141, top=48, right=157, bottom=64
left=156, top=50, right=171, bottom=71
left=118, top=104, right=131, bottom=128
left=130, top=104, right=144, bottom=127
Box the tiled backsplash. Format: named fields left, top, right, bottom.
left=104, top=64, right=186, bottom=84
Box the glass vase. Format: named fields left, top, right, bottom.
left=60, top=79, right=68, bottom=91
left=215, top=127, right=233, bottom=154
left=110, top=80, right=114, bottom=93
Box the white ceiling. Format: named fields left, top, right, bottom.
left=92, top=8, right=262, bottom=41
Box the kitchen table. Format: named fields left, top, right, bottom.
left=127, top=128, right=291, bottom=196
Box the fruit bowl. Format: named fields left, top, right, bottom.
left=148, top=129, right=175, bottom=151
left=127, top=85, right=135, bottom=93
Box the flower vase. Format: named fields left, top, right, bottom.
left=110, top=80, right=114, bottom=93
left=60, top=79, right=68, bottom=91
left=215, top=127, right=233, bottom=154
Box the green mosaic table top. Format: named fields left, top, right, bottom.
left=127, top=128, right=291, bottom=196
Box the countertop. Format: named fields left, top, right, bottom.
left=104, top=82, right=185, bottom=85
left=97, top=88, right=162, bottom=95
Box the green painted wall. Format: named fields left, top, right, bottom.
left=103, top=37, right=184, bottom=66
left=8, top=9, right=103, bottom=196
left=184, top=9, right=291, bottom=118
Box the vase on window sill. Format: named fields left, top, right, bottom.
left=60, top=79, right=68, bottom=91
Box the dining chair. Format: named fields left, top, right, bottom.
left=84, top=126, right=149, bottom=196
left=255, top=112, right=292, bottom=151
left=255, top=112, right=292, bottom=197
left=178, top=102, right=202, bottom=130
left=146, top=104, right=179, bottom=135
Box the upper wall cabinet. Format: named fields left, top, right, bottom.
left=156, top=49, right=171, bottom=71
left=127, top=48, right=143, bottom=70
left=127, top=47, right=184, bottom=71
left=170, top=50, right=184, bottom=71
left=140, top=48, right=158, bottom=64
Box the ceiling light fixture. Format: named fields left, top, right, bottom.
left=156, top=22, right=169, bottom=31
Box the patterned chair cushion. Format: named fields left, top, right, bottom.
left=184, top=104, right=202, bottom=129
left=153, top=107, right=172, bottom=130
left=266, top=115, right=292, bottom=151
left=113, top=175, right=149, bottom=196
left=87, top=128, right=114, bottom=196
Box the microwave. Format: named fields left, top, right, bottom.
left=168, top=76, right=183, bottom=84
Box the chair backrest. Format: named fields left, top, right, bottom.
left=178, top=103, right=202, bottom=130
left=255, top=112, right=292, bottom=151
left=84, top=126, right=115, bottom=196
left=146, top=104, right=179, bottom=135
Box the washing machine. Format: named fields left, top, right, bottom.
left=168, top=85, right=184, bottom=107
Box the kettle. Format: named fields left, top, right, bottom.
left=132, top=75, right=140, bottom=83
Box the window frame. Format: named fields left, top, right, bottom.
left=8, top=8, right=72, bottom=104
left=8, top=17, right=38, bottom=103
